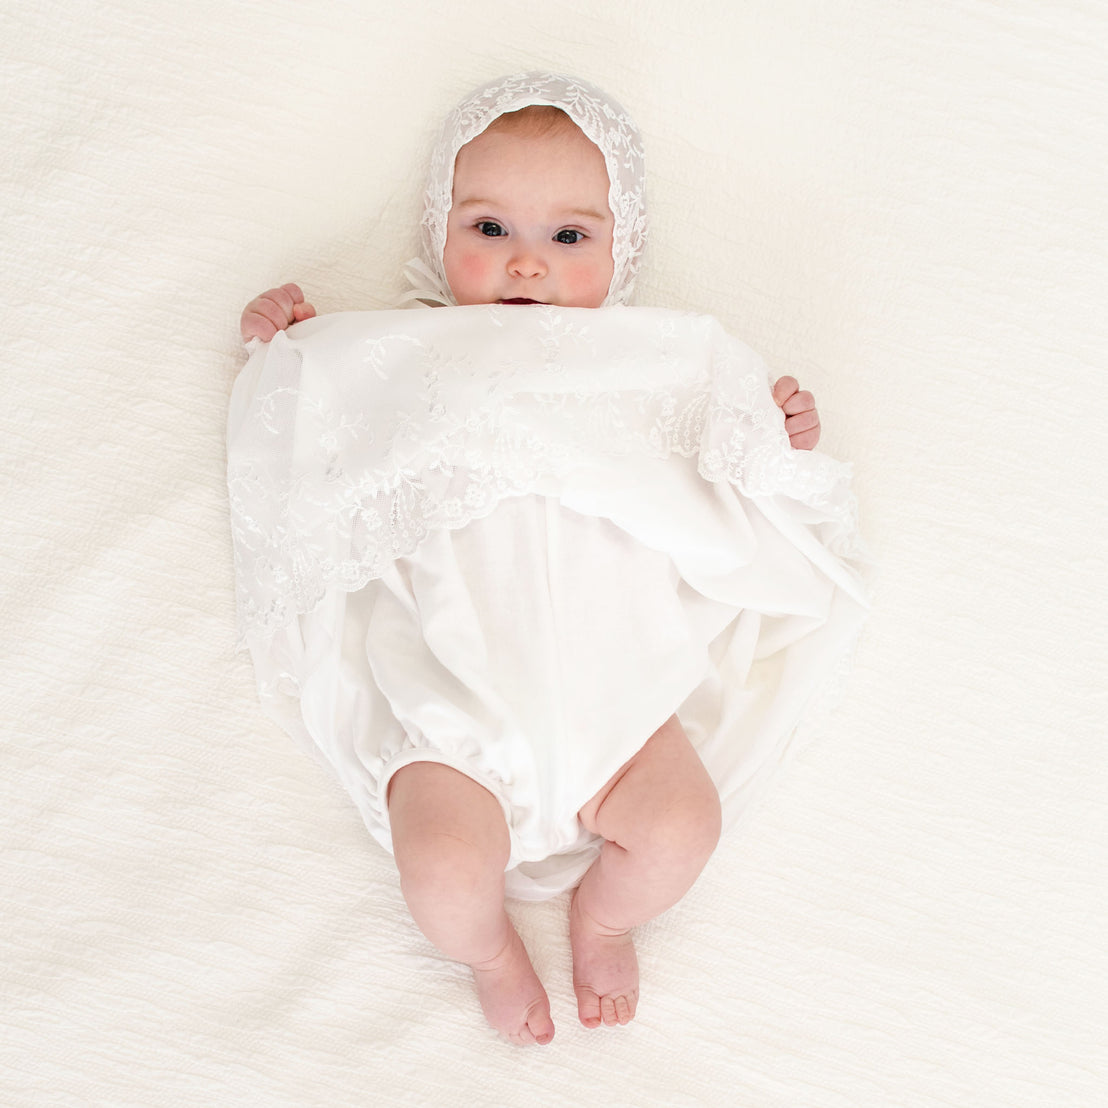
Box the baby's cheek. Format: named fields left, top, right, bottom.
left=564, top=258, right=612, bottom=307
left=456, top=253, right=487, bottom=279
left=446, top=249, right=493, bottom=303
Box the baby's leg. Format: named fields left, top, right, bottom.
left=388, top=762, right=554, bottom=1045
left=572, top=715, right=722, bottom=1028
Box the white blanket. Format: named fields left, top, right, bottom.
left=3, top=2, right=1106, bottom=1105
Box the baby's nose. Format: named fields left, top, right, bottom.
left=507, top=249, right=547, bottom=279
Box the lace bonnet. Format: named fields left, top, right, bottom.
left=404, top=72, right=647, bottom=307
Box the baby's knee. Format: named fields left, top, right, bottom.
left=395, top=826, right=504, bottom=903
left=388, top=761, right=510, bottom=898
left=643, top=781, right=722, bottom=868
left=681, top=782, right=723, bottom=860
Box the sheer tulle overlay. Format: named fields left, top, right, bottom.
left=228, top=305, right=868, bottom=899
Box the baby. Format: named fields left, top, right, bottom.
left=231, top=74, right=852, bottom=1046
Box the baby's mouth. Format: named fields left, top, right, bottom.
left=498, top=298, right=545, bottom=305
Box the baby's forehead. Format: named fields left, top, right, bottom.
left=451, top=125, right=612, bottom=217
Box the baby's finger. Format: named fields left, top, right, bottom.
left=784, top=409, right=819, bottom=436
left=785, top=411, right=821, bottom=451
left=291, top=301, right=317, bottom=322
left=277, top=282, right=308, bottom=308
left=781, top=389, right=815, bottom=416
left=772, top=376, right=799, bottom=407
left=255, top=285, right=301, bottom=322
left=252, top=294, right=296, bottom=332
left=240, top=308, right=279, bottom=342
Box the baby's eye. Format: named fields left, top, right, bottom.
left=477, top=221, right=506, bottom=237
left=554, top=229, right=584, bottom=245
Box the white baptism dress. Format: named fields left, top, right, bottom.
left=228, top=72, right=867, bottom=898
left=227, top=303, right=868, bottom=899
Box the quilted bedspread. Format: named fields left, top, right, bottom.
left=3, top=2, right=1105, bottom=1104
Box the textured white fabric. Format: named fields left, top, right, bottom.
left=405, top=72, right=647, bottom=306
left=5, top=2, right=1107, bottom=1103
left=228, top=305, right=867, bottom=897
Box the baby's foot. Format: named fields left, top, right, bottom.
left=470, top=925, right=555, bottom=1045
left=569, top=889, right=639, bottom=1028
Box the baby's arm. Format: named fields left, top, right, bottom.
left=240, top=283, right=316, bottom=342
left=772, top=376, right=821, bottom=451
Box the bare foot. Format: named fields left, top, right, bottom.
left=470, top=925, right=555, bottom=1045
left=569, top=889, right=639, bottom=1028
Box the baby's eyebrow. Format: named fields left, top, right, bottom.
left=564, top=207, right=612, bottom=223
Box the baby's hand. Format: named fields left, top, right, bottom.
left=772, top=376, right=821, bottom=451
left=240, top=283, right=317, bottom=342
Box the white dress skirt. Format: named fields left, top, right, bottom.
left=228, top=305, right=868, bottom=899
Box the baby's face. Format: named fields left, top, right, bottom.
left=443, top=123, right=614, bottom=308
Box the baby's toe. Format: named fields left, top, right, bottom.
left=599, top=991, right=636, bottom=1026
left=575, top=987, right=603, bottom=1029
left=528, top=1005, right=555, bottom=1045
